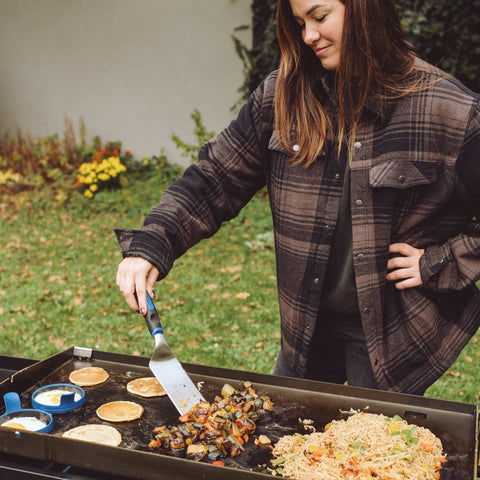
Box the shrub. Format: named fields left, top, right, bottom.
left=171, top=109, right=215, bottom=163
left=397, top=0, right=480, bottom=92
left=0, top=119, right=81, bottom=191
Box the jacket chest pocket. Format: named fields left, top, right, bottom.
left=369, top=160, right=438, bottom=189
left=367, top=159, right=442, bottom=243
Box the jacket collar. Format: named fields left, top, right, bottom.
left=311, top=65, right=395, bottom=123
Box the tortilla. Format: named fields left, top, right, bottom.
left=96, top=401, right=144, bottom=422
left=62, top=424, right=122, bottom=447
left=127, top=377, right=167, bottom=398
left=69, top=367, right=109, bottom=387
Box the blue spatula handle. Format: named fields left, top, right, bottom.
left=144, top=294, right=164, bottom=337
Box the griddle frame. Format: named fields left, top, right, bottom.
left=0, top=346, right=477, bottom=480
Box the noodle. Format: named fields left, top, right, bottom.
left=271, top=412, right=446, bottom=479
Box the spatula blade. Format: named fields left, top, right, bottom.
left=143, top=294, right=206, bottom=415
left=149, top=351, right=205, bottom=415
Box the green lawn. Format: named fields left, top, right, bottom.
left=1, top=169, right=479, bottom=406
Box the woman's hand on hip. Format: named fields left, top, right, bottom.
left=386, top=243, right=425, bottom=290
left=116, top=257, right=159, bottom=314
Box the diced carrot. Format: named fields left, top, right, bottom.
left=421, top=442, right=433, bottom=452
left=178, top=414, right=191, bottom=423
left=212, top=460, right=225, bottom=466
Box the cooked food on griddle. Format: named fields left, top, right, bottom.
left=148, top=381, right=274, bottom=462
left=127, top=377, right=167, bottom=398
left=69, top=367, right=109, bottom=387
left=271, top=412, right=446, bottom=479
left=34, top=389, right=82, bottom=406
left=96, top=400, right=144, bottom=422
left=62, top=424, right=122, bottom=446
left=1, top=417, right=47, bottom=431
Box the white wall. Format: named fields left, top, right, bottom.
left=0, top=0, right=251, bottom=166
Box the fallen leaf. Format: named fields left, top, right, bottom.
left=235, top=292, right=250, bottom=300
left=49, top=336, right=64, bottom=348
left=48, top=275, right=66, bottom=284
left=221, top=266, right=242, bottom=274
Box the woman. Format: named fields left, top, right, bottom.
left=115, top=0, right=480, bottom=395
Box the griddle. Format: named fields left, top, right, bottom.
left=0, top=346, right=477, bottom=480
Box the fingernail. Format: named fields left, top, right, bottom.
left=140, top=308, right=146, bottom=315
left=150, top=290, right=156, bottom=299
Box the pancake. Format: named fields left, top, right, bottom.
left=62, top=424, right=122, bottom=447
left=96, top=401, right=144, bottom=422
left=69, top=367, right=109, bottom=387
left=127, top=377, right=167, bottom=398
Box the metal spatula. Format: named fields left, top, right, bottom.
left=143, top=294, right=206, bottom=415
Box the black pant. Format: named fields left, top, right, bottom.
left=273, top=312, right=377, bottom=389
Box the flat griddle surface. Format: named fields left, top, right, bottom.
left=0, top=347, right=476, bottom=479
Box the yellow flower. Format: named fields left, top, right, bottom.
left=77, top=154, right=127, bottom=199
left=78, top=163, right=91, bottom=175
left=85, top=173, right=96, bottom=184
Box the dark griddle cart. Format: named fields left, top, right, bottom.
left=0, top=347, right=477, bottom=479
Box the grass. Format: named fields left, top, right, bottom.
left=1, top=166, right=479, bottom=407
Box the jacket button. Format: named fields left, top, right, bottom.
left=357, top=253, right=365, bottom=261
left=354, top=141, right=362, bottom=149
left=355, top=199, right=363, bottom=207
left=335, top=173, right=341, bottom=179
left=314, top=278, right=320, bottom=285
left=363, top=307, right=371, bottom=314
left=292, top=144, right=300, bottom=152
left=398, top=175, right=406, bottom=183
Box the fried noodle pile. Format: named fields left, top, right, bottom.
left=271, top=412, right=446, bottom=479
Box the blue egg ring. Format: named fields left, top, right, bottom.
left=0, top=392, right=53, bottom=433
left=32, top=383, right=85, bottom=414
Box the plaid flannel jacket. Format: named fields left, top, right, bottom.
left=116, top=59, right=480, bottom=395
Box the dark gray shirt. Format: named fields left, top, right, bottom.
left=319, top=163, right=360, bottom=318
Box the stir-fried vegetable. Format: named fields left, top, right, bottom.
left=148, top=381, right=274, bottom=462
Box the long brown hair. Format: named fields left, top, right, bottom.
left=275, top=0, right=417, bottom=166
